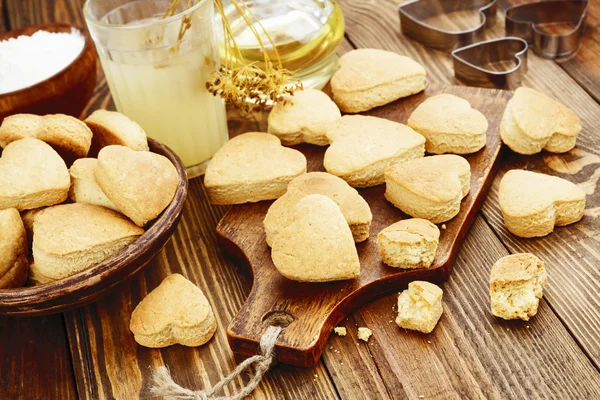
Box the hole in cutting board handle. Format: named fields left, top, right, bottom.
left=262, top=310, right=294, bottom=328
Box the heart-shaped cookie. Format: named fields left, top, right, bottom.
left=324, top=115, right=425, bottom=188
left=30, top=203, right=144, bottom=285
left=204, top=132, right=307, bottom=205
left=0, top=208, right=28, bottom=288
left=499, top=169, right=586, bottom=238
left=408, top=94, right=488, bottom=154
left=330, top=49, right=426, bottom=113
left=0, top=138, right=70, bottom=211
left=384, top=155, right=471, bottom=223
left=95, top=145, right=179, bottom=227
left=264, top=172, right=372, bottom=246
left=129, top=274, right=217, bottom=348
left=69, top=158, right=119, bottom=212
left=0, top=114, right=92, bottom=164
left=501, top=87, right=581, bottom=155
left=267, top=89, right=341, bottom=146
left=271, top=194, right=360, bottom=282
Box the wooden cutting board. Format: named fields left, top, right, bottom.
left=216, top=84, right=512, bottom=367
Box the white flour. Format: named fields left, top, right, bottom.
left=0, top=28, right=85, bottom=94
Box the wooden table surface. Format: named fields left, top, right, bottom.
left=2, top=0, right=599, bottom=399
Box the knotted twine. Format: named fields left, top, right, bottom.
left=150, top=325, right=283, bottom=400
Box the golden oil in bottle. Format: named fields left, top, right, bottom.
left=219, top=0, right=345, bottom=89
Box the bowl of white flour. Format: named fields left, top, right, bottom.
left=0, top=23, right=97, bottom=123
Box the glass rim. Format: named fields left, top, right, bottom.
left=83, top=0, right=210, bottom=30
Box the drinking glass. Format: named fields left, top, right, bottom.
left=84, top=0, right=229, bottom=178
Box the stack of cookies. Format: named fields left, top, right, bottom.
left=0, top=111, right=179, bottom=288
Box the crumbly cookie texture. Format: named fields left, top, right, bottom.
left=324, top=115, right=425, bottom=188
left=331, top=48, right=426, bottom=113
left=130, top=274, right=217, bottom=348
left=0, top=113, right=92, bottom=163
left=384, top=155, right=471, bottom=224
left=490, top=253, right=547, bottom=321
left=69, top=158, right=119, bottom=212
left=264, top=172, right=372, bottom=246
left=357, top=327, right=372, bottom=342
left=396, top=281, right=443, bottom=334
left=500, top=87, right=580, bottom=155
left=0, top=138, right=70, bottom=211
left=268, top=89, right=341, bottom=146
left=30, top=203, right=143, bottom=285
left=499, top=169, right=585, bottom=238
left=95, top=145, right=179, bottom=227
left=271, top=194, right=360, bottom=282
left=408, top=93, right=488, bottom=155
left=85, top=109, right=149, bottom=154
left=377, top=219, right=440, bottom=269
left=0, top=208, right=28, bottom=288
left=204, top=132, right=307, bottom=205
left=334, top=327, right=347, bottom=337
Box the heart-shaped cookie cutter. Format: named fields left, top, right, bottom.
left=452, top=37, right=528, bottom=89
left=398, top=0, right=497, bottom=51
left=505, top=0, right=588, bottom=59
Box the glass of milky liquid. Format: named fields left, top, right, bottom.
left=84, top=0, right=228, bottom=178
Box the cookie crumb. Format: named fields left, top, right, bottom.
left=357, top=327, right=372, bottom=342
left=441, top=224, right=446, bottom=230
left=334, top=327, right=347, bottom=337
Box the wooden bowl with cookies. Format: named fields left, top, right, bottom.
left=0, top=111, right=188, bottom=316
left=0, top=23, right=97, bottom=123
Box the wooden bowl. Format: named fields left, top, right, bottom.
left=0, top=23, right=97, bottom=123
left=0, top=138, right=188, bottom=316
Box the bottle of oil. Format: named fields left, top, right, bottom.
left=219, top=0, right=345, bottom=89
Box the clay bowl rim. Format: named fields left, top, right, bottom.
left=0, top=22, right=94, bottom=99
left=0, top=137, right=189, bottom=307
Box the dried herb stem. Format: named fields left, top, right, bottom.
left=166, top=0, right=302, bottom=113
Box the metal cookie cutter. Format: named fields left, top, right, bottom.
left=505, top=0, right=589, bottom=59
left=398, top=0, right=497, bottom=51
left=452, top=37, right=528, bottom=89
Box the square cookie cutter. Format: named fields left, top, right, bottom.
left=505, top=0, right=589, bottom=59
left=452, top=37, right=528, bottom=89
left=398, top=0, right=497, bottom=51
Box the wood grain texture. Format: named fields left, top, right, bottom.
left=64, top=179, right=341, bottom=399
left=220, top=84, right=510, bottom=366
left=0, top=314, right=77, bottom=399
left=344, top=0, right=600, bottom=373
left=355, top=217, right=600, bottom=399
left=3, top=0, right=600, bottom=399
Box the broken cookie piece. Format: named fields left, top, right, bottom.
left=396, top=281, right=443, bottom=334
left=490, top=253, right=547, bottom=321
left=357, top=327, right=372, bottom=342
left=377, top=219, right=440, bottom=269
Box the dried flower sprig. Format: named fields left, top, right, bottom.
left=166, top=0, right=302, bottom=113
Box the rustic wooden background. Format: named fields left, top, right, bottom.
left=1, top=0, right=599, bottom=399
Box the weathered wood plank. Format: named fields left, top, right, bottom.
left=0, top=0, right=9, bottom=33
left=0, top=315, right=77, bottom=399
left=340, top=0, right=600, bottom=371
left=481, top=149, right=600, bottom=368
left=63, top=178, right=342, bottom=399
left=356, top=217, right=600, bottom=399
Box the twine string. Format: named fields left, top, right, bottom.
left=150, top=325, right=283, bottom=400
